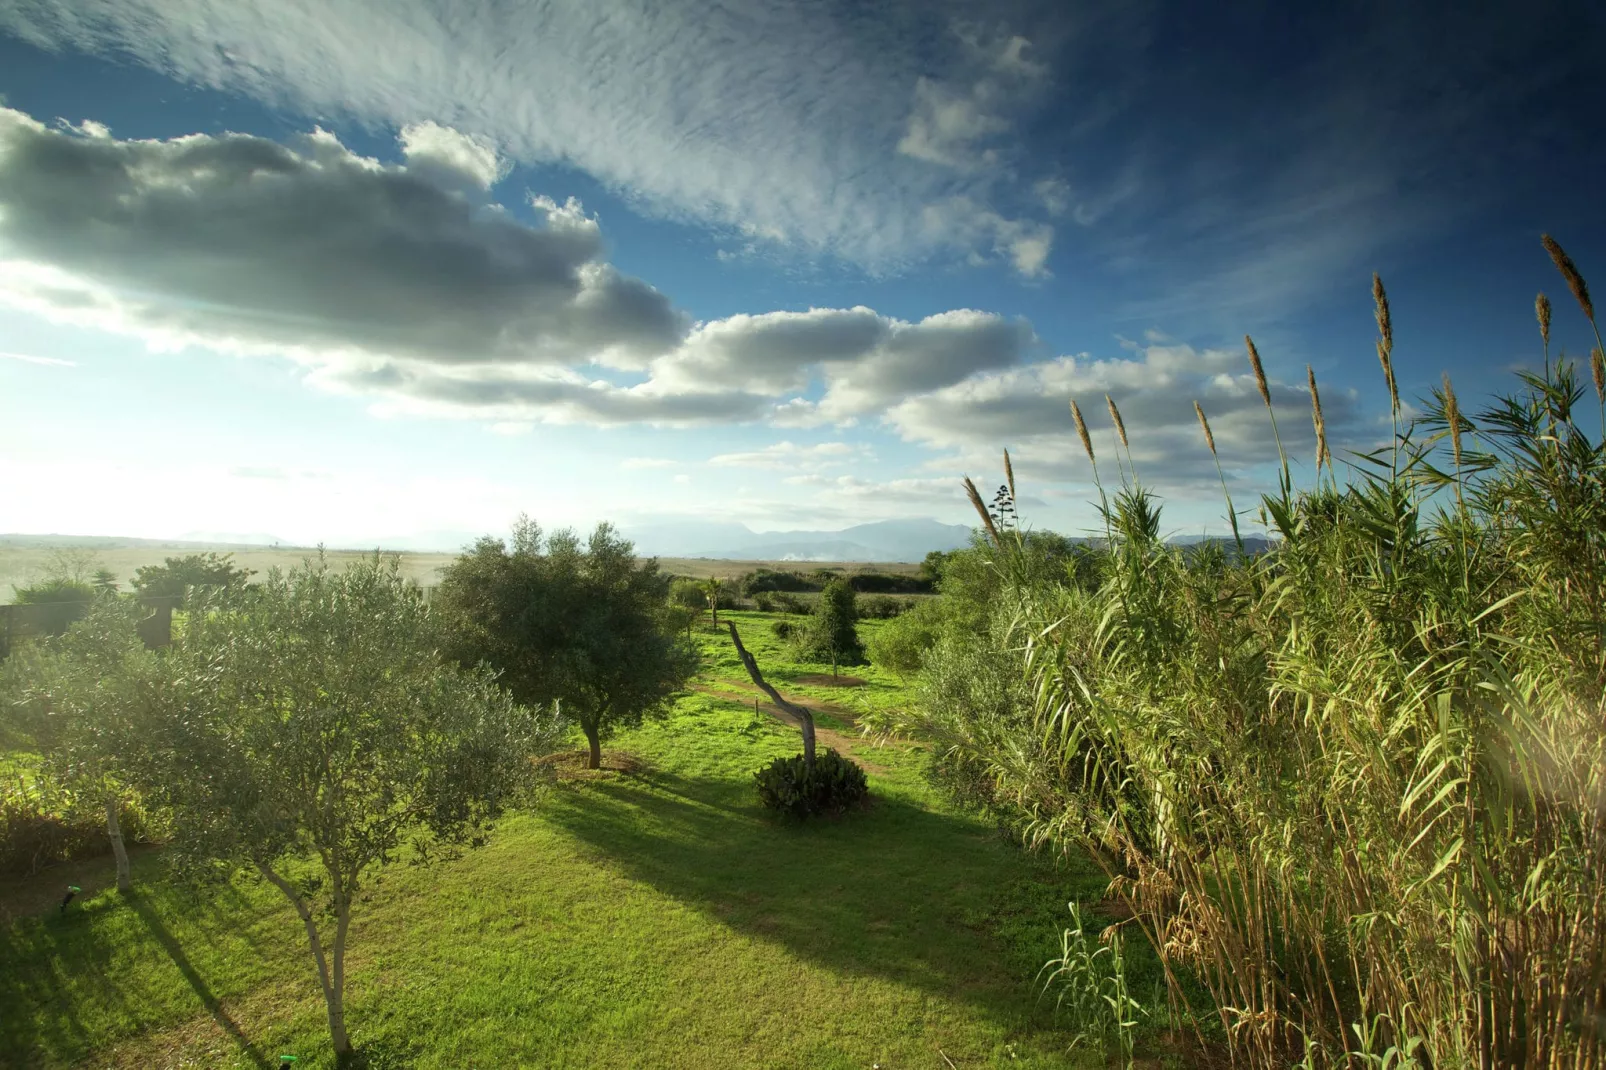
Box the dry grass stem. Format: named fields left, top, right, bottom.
left=1307, top=365, right=1330, bottom=470
left=1003, top=449, right=1017, bottom=509
left=1194, top=401, right=1217, bottom=456
left=1105, top=394, right=1129, bottom=451
left=962, top=476, right=1002, bottom=548
left=1377, top=341, right=1399, bottom=415
left=1537, top=292, right=1552, bottom=347
left=1071, top=400, right=1095, bottom=464
left=1442, top=372, right=1462, bottom=470
left=1245, top=336, right=1270, bottom=407
left=1543, top=233, right=1594, bottom=321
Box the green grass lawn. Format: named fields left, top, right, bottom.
left=0, top=612, right=1113, bottom=1069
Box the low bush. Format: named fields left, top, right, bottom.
left=0, top=780, right=155, bottom=877
left=769, top=618, right=796, bottom=640
left=856, top=594, right=912, bottom=619
left=753, top=748, right=869, bottom=819
left=866, top=597, right=945, bottom=676
left=668, top=578, right=708, bottom=610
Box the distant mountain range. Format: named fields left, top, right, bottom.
left=618, top=518, right=977, bottom=562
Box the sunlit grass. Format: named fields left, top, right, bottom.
left=0, top=611, right=1108, bottom=1069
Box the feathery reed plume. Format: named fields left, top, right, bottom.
left=1105, top=394, right=1129, bottom=451
left=1245, top=335, right=1270, bottom=406
left=1537, top=292, right=1552, bottom=347
left=1194, top=401, right=1216, bottom=456
left=1442, top=372, right=1462, bottom=471
left=1373, top=275, right=1399, bottom=416
left=1543, top=234, right=1594, bottom=321
left=1373, top=273, right=1392, bottom=355
left=962, top=476, right=1002, bottom=548
left=1003, top=449, right=1017, bottom=511
left=1307, top=365, right=1331, bottom=472
left=1376, top=341, right=1399, bottom=417
left=1245, top=335, right=1290, bottom=491
left=1592, top=348, right=1605, bottom=436
left=1195, top=400, right=1243, bottom=555
left=1071, top=400, right=1095, bottom=464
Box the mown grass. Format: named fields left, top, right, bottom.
left=0, top=612, right=1111, bottom=1069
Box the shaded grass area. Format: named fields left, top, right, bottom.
left=0, top=612, right=1107, bottom=1069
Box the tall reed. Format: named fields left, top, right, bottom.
left=892, top=238, right=1606, bottom=1068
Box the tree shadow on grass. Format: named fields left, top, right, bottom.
left=127, top=891, right=273, bottom=1069
left=541, top=763, right=1103, bottom=1033
left=0, top=894, right=122, bottom=1062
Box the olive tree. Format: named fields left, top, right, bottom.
left=134, top=554, right=559, bottom=1060
left=0, top=598, right=154, bottom=891
left=435, top=518, right=697, bottom=770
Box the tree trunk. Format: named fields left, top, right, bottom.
left=584, top=721, right=602, bottom=770
left=725, top=622, right=815, bottom=775
left=104, top=793, right=131, bottom=892
left=257, top=862, right=352, bottom=1057
left=330, top=900, right=352, bottom=1061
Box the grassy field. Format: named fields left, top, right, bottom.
left=0, top=613, right=1113, bottom=1069
left=0, top=539, right=921, bottom=603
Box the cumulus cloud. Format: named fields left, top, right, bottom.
left=885, top=341, right=1367, bottom=498
left=0, top=108, right=684, bottom=372
left=0, top=105, right=1056, bottom=428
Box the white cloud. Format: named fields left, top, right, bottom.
left=399, top=119, right=505, bottom=190
left=0, top=350, right=75, bottom=366
left=0, top=0, right=1064, bottom=275
left=621, top=457, right=678, bottom=470
left=882, top=341, right=1367, bottom=498
left=708, top=441, right=870, bottom=470
left=488, top=421, right=534, bottom=436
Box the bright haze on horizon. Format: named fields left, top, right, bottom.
left=0, top=1, right=1602, bottom=548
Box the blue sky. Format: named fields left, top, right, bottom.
left=0, top=0, right=1602, bottom=547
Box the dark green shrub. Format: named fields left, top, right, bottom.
left=11, top=579, right=96, bottom=637
left=130, top=552, right=253, bottom=608
left=669, top=578, right=708, bottom=610
left=753, top=748, right=868, bottom=818
left=846, top=572, right=932, bottom=594
left=866, top=597, right=945, bottom=676
left=769, top=618, right=796, bottom=640
left=856, top=594, right=912, bottom=619
left=739, top=568, right=816, bottom=594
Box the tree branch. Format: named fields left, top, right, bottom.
left=724, top=622, right=815, bottom=771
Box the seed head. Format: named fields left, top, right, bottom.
left=1071, top=400, right=1095, bottom=463
left=1442, top=372, right=1462, bottom=471
left=1003, top=449, right=1016, bottom=508
left=1194, top=401, right=1217, bottom=456
left=1307, top=365, right=1330, bottom=470
left=1245, top=335, right=1270, bottom=406
left=1372, top=273, right=1393, bottom=362
left=1377, top=340, right=1399, bottom=416
left=1592, top=347, right=1605, bottom=404
left=1536, top=292, right=1552, bottom=348
left=1542, top=234, right=1594, bottom=322
left=963, top=476, right=1002, bottom=548
left=1105, top=394, right=1129, bottom=450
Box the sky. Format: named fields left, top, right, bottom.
left=0, top=0, right=1603, bottom=548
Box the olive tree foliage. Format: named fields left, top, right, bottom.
left=434, top=518, right=698, bottom=770
left=133, top=553, right=559, bottom=1060
left=130, top=551, right=253, bottom=607
left=0, top=598, right=156, bottom=891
